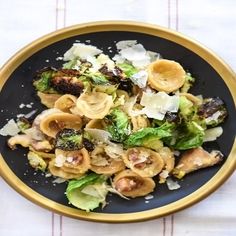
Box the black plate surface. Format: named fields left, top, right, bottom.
left=0, top=31, right=235, bottom=214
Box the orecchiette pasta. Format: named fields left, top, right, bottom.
left=123, top=147, right=164, bottom=177
left=90, top=144, right=125, bottom=175
left=113, top=169, right=155, bottom=198
left=54, top=94, right=77, bottom=113
left=76, top=92, right=113, bottom=119
left=48, top=148, right=91, bottom=178
left=148, top=59, right=186, bottom=93
left=37, top=92, right=62, bottom=108
left=85, top=119, right=106, bottom=129
left=40, top=113, right=82, bottom=138
left=48, top=159, right=84, bottom=179
left=131, top=115, right=150, bottom=132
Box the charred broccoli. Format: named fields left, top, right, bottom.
left=197, top=97, right=227, bottom=127
left=33, top=67, right=56, bottom=93
left=55, top=129, right=83, bottom=151
left=51, top=76, right=84, bottom=96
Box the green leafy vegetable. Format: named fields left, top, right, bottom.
left=66, top=173, right=108, bottom=212
left=85, top=72, right=109, bottom=85
left=124, top=123, right=173, bottom=149
left=33, top=70, right=56, bottom=93
left=62, top=59, right=78, bottom=69
left=17, top=118, right=31, bottom=132
left=117, top=63, right=138, bottom=77
left=106, top=108, right=130, bottom=142
left=173, top=121, right=204, bottom=150
left=55, top=129, right=83, bottom=151
left=180, top=73, right=195, bottom=93
left=179, top=96, right=195, bottom=119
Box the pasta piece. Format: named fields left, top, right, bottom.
left=85, top=119, right=106, bottom=129
left=29, top=147, right=55, bottom=159
left=40, top=113, right=82, bottom=138
left=131, top=115, right=150, bottom=132
left=54, top=94, right=77, bottom=113
left=90, top=144, right=125, bottom=175
left=48, top=148, right=91, bottom=178
left=113, top=170, right=155, bottom=198
left=180, top=93, right=202, bottom=105
left=147, top=59, right=186, bottom=93
left=173, top=147, right=223, bottom=179
left=76, top=92, right=113, bottom=119
left=37, top=92, right=62, bottom=108
left=48, top=159, right=84, bottom=179
left=158, top=147, right=175, bottom=183
left=116, top=89, right=129, bottom=101
left=123, top=147, right=164, bottom=177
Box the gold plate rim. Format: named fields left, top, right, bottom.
left=0, top=21, right=235, bottom=223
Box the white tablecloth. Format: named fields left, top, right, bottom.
left=0, top=1, right=235, bottom=235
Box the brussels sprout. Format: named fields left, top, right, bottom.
left=197, top=97, right=227, bottom=127
left=180, top=73, right=195, bottom=93
left=27, top=151, right=47, bottom=171
left=106, top=108, right=130, bottom=142
left=55, top=129, right=83, bottom=151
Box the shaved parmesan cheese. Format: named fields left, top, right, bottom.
left=114, top=41, right=161, bottom=69
left=112, top=54, right=125, bottom=64
left=24, top=127, right=44, bottom=141
left=104, top=144, right=124, bottom=159
left=144, top=194, right=154, bottom=200
left=81, top=185, right=101, bottom=198
left=140, top=92, right=179, bottom=120
left=84, top=128, right=111, bottom=144
left=0, top=119, right=20, bottom=136
left=52, top=177, right=66, bottom=184
left=159, top=170, right=169, bottom=179
left=147, top=51, right=161, bottom=62
left=205, top=111, right=222, bottom=123
left=88, top=54, right=115, bottom=73
left=130, top=70, right=148, bottom=88
left=116, top=40, right=137, bottom=50
left=86, top=55, right=101, bottom=73
left=91, top=155, right=109, bottom=166
left=166, top=178, right=181, bottom=190
left=204, top=126, right=223, bottom=142
left=63, top=43, right=102, bottom=61
left=54, top=154, right=66, bottom=167
left=97, top=54, right=115, bottom=70
left=123, top=96, right=142, bottom=117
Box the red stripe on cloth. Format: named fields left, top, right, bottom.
left=51, top=212, right=55, bottom=236
left=168, top=0, right=171, bottom=28
left=55, top=0, right=59, bottom=29
left=64, top=0, right=67, bottom=27
left=171, top=214, right=174, bottom=236
left=60, top=215, right=63, bottom=236
left=163, top=217, right=166, bottom=236
left=176, top=0, right=179, bottom=31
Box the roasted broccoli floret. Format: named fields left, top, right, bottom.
left=27, top=151, right=47, bottom=171
left=51, top=76, right=84, bottom=96
left=105, top=108, right=130, bottom=142
left=33, top=67, right=57, bottom=93
left=55, top=129, right=83, bottom=151
left=197, top=97, right=227, bottom=127
left=17, top=117, right=31, bottom=132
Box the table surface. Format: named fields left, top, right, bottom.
left=0, top=1, right=235, bottom=236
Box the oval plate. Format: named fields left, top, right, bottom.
left=0, top=21, right=235, bottom=223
